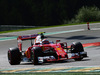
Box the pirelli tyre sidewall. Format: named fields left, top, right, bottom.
left=71, top=42, right=84, bottom=61
left=71, top=42, right=84, bottom=53
left=31, top=47, right=43, bottom=65
left=8, top=47, right=22, bottom=65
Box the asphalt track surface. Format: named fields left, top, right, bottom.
left=0, top=23, right=100, bottom=70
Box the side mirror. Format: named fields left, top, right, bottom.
left=56, top=40, right=60, bottom=42
left=56, top=40, right=60, bottom=45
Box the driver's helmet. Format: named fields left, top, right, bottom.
left=42, top=39, right=49, bottom=44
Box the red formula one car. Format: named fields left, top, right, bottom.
left=8, top=32, right=87, bottom=65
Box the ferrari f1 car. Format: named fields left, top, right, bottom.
left=7, top=32, right=87, bottom=65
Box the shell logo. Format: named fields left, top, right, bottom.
left=56, top=48, right=61, bottom=50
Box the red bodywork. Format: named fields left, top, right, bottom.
left=17, top=34, right=81, bottom=62
left=26, top=43, right=68, bottom=60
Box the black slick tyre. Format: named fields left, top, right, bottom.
left=71, top=42, right=84, bottom=53
left=71, top=42, right=84, bottom=61
left=8, top=47, right=21, bottom=65
left=31, top=47, right=43, bottom=65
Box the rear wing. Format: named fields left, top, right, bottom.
left=17, top=34, right=38, bottom=41
left=17, top=34, right=38, bottom=51
left=17, top=32, right=45, bottom=41
left=17, top=32, right=45, bottom=51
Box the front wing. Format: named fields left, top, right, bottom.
left=37, top=51, right=87, bottom=63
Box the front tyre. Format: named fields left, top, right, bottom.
left=71, top=42, right=84, bottom=53
left=8, top=47, right=22, bottom=65
left=71, top=42, right=84, bottom=61
left=31, top=47, right=43, bottom=65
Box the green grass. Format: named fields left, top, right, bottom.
left=0, top=23, right=77, bottom=34
left=1, top=72, right=100, bottom=75
left=0, top=21, right=100, bottom=34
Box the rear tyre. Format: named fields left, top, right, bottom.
left=31, top=47, right=43, bottom=65
left=71, top=42, right=84, bottom=61
left=8, top=47, right=21, bottom=65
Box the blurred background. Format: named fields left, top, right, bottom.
left=0, top=0, right=100, bottom=31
